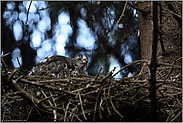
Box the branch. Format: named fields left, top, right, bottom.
left=148, top=1, right=159, bottom=121
left=116, top=1, right=128, bottom=25
left=25, top=1, right=32, bottom=24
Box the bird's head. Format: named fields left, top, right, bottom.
left=74, top=54, right=89, bottom=69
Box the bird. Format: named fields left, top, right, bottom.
left=28, top=54, right=89, bottom=79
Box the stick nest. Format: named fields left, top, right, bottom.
left=1, top=58, right=182, bottom=122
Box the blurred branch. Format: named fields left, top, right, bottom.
left=123, top=26, right=139, bottom=40
left=161, top=5, right=182, bottom=19
left=112, top=59, right=148, bottom=77
left=25, top=1, right=32, bottom=24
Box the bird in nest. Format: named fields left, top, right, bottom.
left=28, top=54, right=89, bottom=79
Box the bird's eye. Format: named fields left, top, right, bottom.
left=77, top=59, right=81, bottom=62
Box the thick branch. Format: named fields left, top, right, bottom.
left=149, top=1, right=159, bottom=121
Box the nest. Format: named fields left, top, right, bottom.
left=1, top=57, right=182, bottom=122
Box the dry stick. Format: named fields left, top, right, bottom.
left=26, top=106, right=33, bottom=121
left=165, top=101, right=175, bottom=122
left=70, top=104, right=78, bottom=122
left=174, top=2, right=181, bottom=15
left=1, top=59, right=9, bottom=74
left=17, top=57, right=26, bottom=76
left=163, top=57, right=177, bottom=81
left=94, top=66, right=103, bottom=80
left=99, top=98, right=105, bottom=120
left=161, top=5, right=182, bottom=18
left=1, top=98, right=24, bottom=107
left=43, top=91, right=57, bottom=122
left=116, top=1, right=128, bottom=25
left=158, top=63, right=181, bottom=69
left=8, top=69, right=18, bottom=80
left=110, top=98, right=124, bottom=119
left=39, top=95, right=59, bottom=104
left=40, top=90, right=53, bottom=107
left=34, top=107, right=45, bottom=121
left=93, top=93, right=99, bottom=121
left=113, top=59, right=148, bottom=77
left=103, top=89, right=111, bottom=115
left=78, top=93, right=87, bottom=120
left=74, top=114, right=83, bottom=122
left=170, top=109, right=182, bottom=122
left=123, top=26, right=139, bottom=40
left=99, top=98, right=104, bottom=111
left=20, top=78, right=97, bottom=100
left=176, top=56, right=182, bottom=62
left=136, top=62, right=146, bottom=81
left=1, top=52, right=11, bottom=58
left=109, top=95, right=123, bottom=119
left=2, top=106, right=6, bottom=121
left=30, top=92, right=56, bottom=116
left=64, top=101, right=71, bottom=122
left=50, top=92, right=57, bottom=122
left=100, top=66, right=117, bottom=84
left=93, top=68, right=116, bottom=121
left=5, top=73, right=63, bottom=118
left=25, top=1, right=32, bottom=24
left=107, top=1, right=127, bottom=37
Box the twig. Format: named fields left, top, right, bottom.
left=4, top=73, right=64, bottom=118
left=108, top=86, right=123, bottom=118
left=64, top=101, right=71, bottom=122
left=74, top=114, right=83, bottom=122
left=15, top=75, right=24, bottom=82
left=116, top=1, right=128, bottom=25
left=78, top=93, right=87, bottom=120
left=161, top=6, right=182, bottom=18
left=113, top=59, right=148, bottom=77
left=169, top=109, right=182, bottom=122
left=159, top=63, right=181, bottom=69
left=94, top=66, right=103, bottom=80
left=99, top=98, right=104, bottom=111
left=20, top=78, right=97, bottom=100
left=163, top=57, right=177, bottom=81
left=26, top=106, right=33, bottom=121
left=99, top=71, right=112, bottom=84
left=1, top=59, right=8, bottom=73
left=25, top=1, right=32, bottom=24
left=71, top=104, right=78, bottom=122
left=109, top=97, right=123, bottom=118
left=1, top=52, right=11, bottom=58
left=17, top=57, right=26, bottom=76
left=123, top=26, right=139, bottom=40
left=103, top=89, right=111, bottom=115
left=50, top=91, right=57, bottom=122
left=8, top=69, right=18, bottom=81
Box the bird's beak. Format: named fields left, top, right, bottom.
left=81, top=60, right=87, bottom=67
